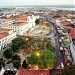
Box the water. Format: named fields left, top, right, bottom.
left=0, top=5, right=75, bottom=11
left=55, top=7, right=75, bottom=11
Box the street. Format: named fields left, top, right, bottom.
left=49, top=21, right=65, bottom=69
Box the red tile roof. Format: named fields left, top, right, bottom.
left=0, top=32, right=9, bottom=40
left=0, top=34, right=5, bottom=39
left=53, top=18, right=62, bottom=21
left=15, top=14, right=28, bottom=21
left=0, top=17, right=13, bottom=21
left=0, top=28, right=12, bottom=31
left=0, top=14, right=28, bottom=21
left=61, top=21, right=71, bottom=26
left=16, top=22, right=28, bottom=26
left=16, top=68, right=50, bottom=75
left=68, top=28, right=75, bottom=39
left=1, top=32, right=9, bottom=36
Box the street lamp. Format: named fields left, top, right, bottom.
left=36, top=52, right=40, bottom=57
left=25, top=37, right=29, bottom=41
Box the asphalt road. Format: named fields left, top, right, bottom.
left=49, top=21, right=65, bottom=69
left=41, top=17, right=65, bottom=68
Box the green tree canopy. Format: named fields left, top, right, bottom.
left=13, top=60, right=21, bottom=69
left=0, top=58, right=5, bottom=67
left=12, top=37, right=25, bottom=45
left=62, top=64, right=75, bottom=75
left=12, top=54, right=21, bottom=61
left=11, top=37, right=25, bottom=51
left=3, top=47, right=13, bottom=58
left=35, top=19, right=40, bottom=25
left=22, top=60, right=28, bottom=68
left=27, top=51, right=56, bottom=69
left=11, top=43, right=19, bottom=52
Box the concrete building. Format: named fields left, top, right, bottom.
left=0, top=28, right=16, bottom=50
left=0, top=14, right=39, bottom=36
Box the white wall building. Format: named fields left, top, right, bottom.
left=0, top=28, right=16, bottom=50
left=0, top=67, right=5, bottom=75
left=70, top=38, right=75, bottom=63
left=0, top=14, right=39, bottom=36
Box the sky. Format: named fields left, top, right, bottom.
left=0, top=0, right=74, bottom=6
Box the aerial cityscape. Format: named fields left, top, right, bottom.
left=0, top=0, right=75, bottom=75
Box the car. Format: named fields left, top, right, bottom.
left=61, top=37, right=64, bottom=40
left=60, top=47, right=63, bottom=51
left=59, top=52, right=60, bottom=55
left=4, top=69, right=17, bottom=75
left=61, top=62, right=64, bottom=68
left=59, top=39, right=62, bottom=42
left=56, top=27, right=61, bottom=30
left=57, top=30, right=62, bottom=33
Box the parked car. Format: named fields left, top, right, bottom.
left=4, top=68, right=17, bottom=75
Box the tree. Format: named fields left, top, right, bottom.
left=0, top=58, right=5, bottom=67
left=11, top=37, right=25, bottom=51
left=11, top=43, right=19, bottom=52
left=22, top=60, right=28, bottom=68
left=62, top=64, right=75, bottom=75
left=12, top=37, right=25, bottom=47
left=35, top=19, right=40, bottom=25
left=46, top=41, right=55, bottom=51
left=27, top=51, right=56, bottom=69
left=13, top=60, right=21, bottom=69
left=3, top=47, right=13, bottom=58
left=12, top=37, right=24, bottom=44
left=12, top=54, right=21, bottom=61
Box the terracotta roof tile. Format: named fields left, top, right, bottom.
left=0, top=14, right=28, bottom=21
left=16, top=68, right=50, bottom=75
left=16, top=22, right=28, bottom=26
left=1, top=32, right=9, bottom=36
left=0, top=34, right=6, bottom=39
left=15, top=14, right=28, bottom=21
left=0, top=32, right=9, bottom=39
left=68, top=28, right=75, bottom=39
left=0, top=28, right=12, bottom=31
left=61, top=21, right=71, bottom=26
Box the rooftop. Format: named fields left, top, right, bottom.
left=68, top=28, right=75, bottom=39
left=15, top=14, right=28, bottom=21
left=0, top=34, right=6, bottom=39
left=0, top=28, right=12, bottom=31
left=61, top=21, right=71, bottom=26
left=16, top=68, right=50, bottom=75
left=16, top=22, right=28, bottom=26
left=0, top=32, right=9, bottom=40
left=0, top=14, right=28, bottom=21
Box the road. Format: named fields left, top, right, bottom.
left=49, top=21, right=65, bottom=69
left=41, top=16, right=66, bottom=68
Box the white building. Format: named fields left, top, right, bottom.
left=0, top=14, right=39, bottom=36
left=70, top=38, right=75, bottom=63
left=0, top=28, right=16, bottom=50
left=0, top=67, right=5, bottom=75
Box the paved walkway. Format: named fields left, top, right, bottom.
left=0, top=67, right=5, bottom=75
left=18, top=50, right=26, bottom=65
left=24, top=26, right=50, bottom=37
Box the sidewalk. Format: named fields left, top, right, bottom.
left=0, top=67, right=5, bottom=75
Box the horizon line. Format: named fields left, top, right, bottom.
left=0, top=4, right=74, bottom=6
